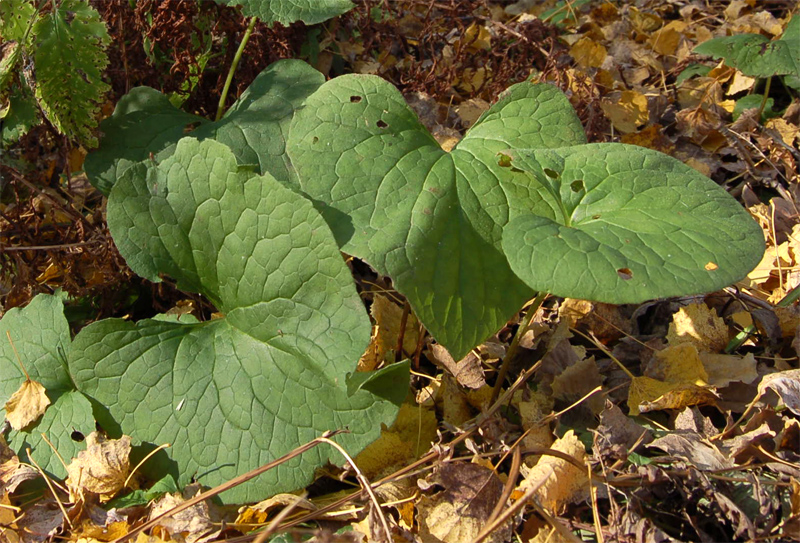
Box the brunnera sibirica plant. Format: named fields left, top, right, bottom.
left=1, top=56, right=764, bottom=500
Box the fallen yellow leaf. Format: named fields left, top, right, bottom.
left=4, top=379, right=50, bottom=431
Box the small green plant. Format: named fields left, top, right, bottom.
left=693, top=13, right=799, bottom=118
left=2, top=59, right=764, bottom=503
left=0, top=0, right=110, bottom=146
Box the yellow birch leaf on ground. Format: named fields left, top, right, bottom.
left=4, top=379, right=50, bottom=430
left=235, top=494, right=316, bottom=526
left=517, top=430, right=588, bottom=514
left=758, top=369, right=800, bottom=416
left=666, top=303, right=729, bottom=352
left=355, top=402, right=437, bottom=479
left=570, top=36, right=607, bottom=68
left=456, top=98, right=490, bottom=129
left=728, top=72, right=757, bottom=95
left=600, top=90, right=649, bottom=133
left=628, top=376, right=676, bottom=416
left=462, top=22, right=492, bottom=53
left=647, top=343, right=709, bottom=385
left=766, top=118, right=800, bottom=147
left=648, top=20, right=687, bottom=56
left=428, top=344, right=485, bottom=389
left=775, top=305, right=800, bottom=338
left=66, top=432, right=131, bottom=502
left=519, top=391, right=554, bottom=460
left=1, top=492, right=18, bottom=543
left=361, top=294, right=420, bottom=369
left=698, top=352, right=758, bottom=387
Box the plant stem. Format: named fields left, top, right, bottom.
left=491, top=291, right=547, bottom=403
left=215, top=16, right=257, bottom=122
left=757, top=76, right=772, bottom=122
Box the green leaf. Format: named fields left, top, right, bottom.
left=72, top=138, right=404, bottom=502
left=287, top=76, right=586, bottom=359
left=31, top=0, right=110, bottom=145
left=85, top=59, right=323, bottom=195
left=2, top=83, right=41, bottom=144
left=499, top=144, right=765, bottom=303
left=214, top=0, right=354, bottom=26
left=0, top=295, right=94, bottom=477
left=693, top=15, right=800, bottom=78
left=733, top=94, right=776, bottom=121
left=0, top=0, right=36, bottom=43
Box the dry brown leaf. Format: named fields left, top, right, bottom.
left=758, top=369, right=800, bottom=416
left=4, top=379, right=50, bottom=431
left=417, top=463, right=510, bottom=543
left=649, top=432, right=732, bottom=470
left=551, top=357, right=605, bottom=414
left=698, top=352, right=758, bottom=387
left=16, top=502, right=64, bottom=543
left=359, top=294, right=420, bottom=371
left=149, top=485, right=218, bottom=543
left=559, top=298, right=632, bottom=342
left=601, top=90, right=649, bottom=133
left=666, top=302, right=728, bottom=352
left=0, top=492, right=19, bottom=543
left=427, top=343, right=485, bottom=389
left=518, top=390, right=554, bottom=459
left=66, top=432, right=131, bottom=502
left=594, top=401, right=652, bottom=460
left=0, top=455, right=39, bottom=494
left=517, top=430, right=589, bottom=515
left=455, top=98, right=490, bottom=128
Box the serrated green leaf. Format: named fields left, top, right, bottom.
left=32, top=0, right=110, bottom=145
left=214, top=0, right=354, bottom=26
left=693, top=14, right=800, bottom=78
left=499, top=144, right=765, bottom=303
left=0, top=0, right=36, bottom=43
left=72, top=138, right=405, bottom=502
left=0, top=295, right=94, bottom=476
left=85, top=59, right=323, bottom=195
left=287, top=76, right=586, bottom=359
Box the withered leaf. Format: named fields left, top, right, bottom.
left=4, top=380, right=50, bottom=431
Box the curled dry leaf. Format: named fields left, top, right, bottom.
left=236, top=493, right=317, bottom=525
left=4, top=379, right=50, bottom=431
left=516, top=430, right=589, bottom=515
left=149, top=485, right=218, bottom=543
left=16, top=501, right=64, bottom=543
left=758, top=369, right=800, bottom=415
left=648, top=432, right=732, bottom=471
left=427, top=343, right=485, bottom=389
left=66, top=432, right=131, bottom=502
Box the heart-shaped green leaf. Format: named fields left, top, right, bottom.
left=85, top=59, right=324, bottom=195
left=499, top=145, right=765, bottom=303
left=0, top=294, right=94, bottom=476
left=693, top=14, right=799, bottom=78
left=213, top=0, right=354, bottom=25
left=71, top=137, right=404, bottom=502
left=287, top=76, right=586, bottom=359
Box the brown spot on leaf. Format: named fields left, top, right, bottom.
left=617, top=268, right=633, bottom=280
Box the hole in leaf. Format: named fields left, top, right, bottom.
left=570, top=180, right=585, bottom=192
left=312, top=136, right=319, bottom=144
left=377, top=120, right=388, bottom=128
left=705, top=261, right=718, bottom=271
left=592, top=214, right=601, bottom=220
left=71, top=430, right=85, bottom=442
left=498, top=153, right=512, bottom=167
left=350, top=95, right=362, bottom=103
left=617, top=268, right=633, bottom=280
left=543, top=168, right=559, bottom=179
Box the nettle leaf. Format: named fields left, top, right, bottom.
left=288, top=76, right=586, bottom=359
left=214, top=0, right=354, bottom=26
left=32, top=0, right=110, bottom=145
left=85, top=59, right=323, bottom=195
left=0, top=295, right=94, bottom=477
left=499, top=145, right=765, bottom=303
left=693, top=14, right=799, bottom=78
left=71, top=138, right=405, bottom=502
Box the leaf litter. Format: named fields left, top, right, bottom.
left=1, top=0, right=799, bottom=541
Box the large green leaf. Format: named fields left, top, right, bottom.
left=287, top=76, right=586, bottom=359
left=694, top=14, right=799, bottom=78
left=0, top=295, right=94, bottom=477
left=498, top=145, right=765, bottom=303
left=85, top=59, right=324, bottom=195
left=32, top=0, right=110, bottom=145
left=71, top=137, right=404, bottom=502
left=0, top=0, right=35, bottom=43
left=214, top=0, right=354, bottom=26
